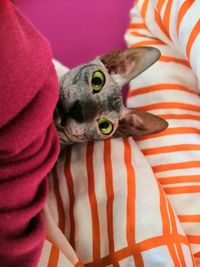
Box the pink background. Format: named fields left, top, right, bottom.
left=15, top=0, right=133, bottom=68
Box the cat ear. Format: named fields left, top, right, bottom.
left=52, top=59, right=70, bottom=79
left=114, top=108, right=168, bottom=137
left=100, top=47, right=160, bottom=86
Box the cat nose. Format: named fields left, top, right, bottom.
left=68, top=100, right=97, bottom=123
left=68, top=101, right=84, bottom=122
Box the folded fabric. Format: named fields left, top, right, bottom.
left=40, top=140, right=194, bottom=266
left=125, top=0, right=200, bottom=259
left=0, top=1, right=59, bottom=266
left=40, top=0, right=200, bottom=266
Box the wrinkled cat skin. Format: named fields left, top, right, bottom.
left=53, top=47, right=168, bottom=148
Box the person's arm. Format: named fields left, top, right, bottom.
left=0, top=1, right=59, bottom=266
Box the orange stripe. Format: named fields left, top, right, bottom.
left=104, top=139, right=120, bottom=267
left=64, top=147, right=76, bottom=248
left=75, top=261, right=84, bottom=267
left=128, top=83, right=197, bottom=97
left=177, top=0, right=195, bottom=34
left=186, top=19, right=200, bottom=58
left=138, top=102, right=200, bottom=112
left=161, top=114, right=200, bottom=121
left=168, top=199, right=186, bottom=266
left=85, top=234, right=189, bottom=267
left=187, top=235, right=200, bottom=244
left=154, top=9, right=171, bottom=40
left=175, top=240, right=187, bottom=266
left=167, top=236, right=182, bottom=265
left=169, top=204, right=193, bottom=267
left=194, top=251, right=200, bottom=260
left=47, top=167, right=66, bottom=267
left=190, top=242, right=199, bottom=267
left=134, top=0, right=139, bottom=6
left=128, top=22, right=147, bottom=29
left=136, top=127, right=200, bottom=141
left=157, top=0, right=166, bottom=13
left=135, top=234, right=189, bottom=251
left=86, top=142, right=101, bottom=260
left=157, top=180, right=171, bottom=236
left=53, top=167, right=65, bottom=232
left=163, top=0, right=173, bottom=39
left=123, top=139, right=144, bottom=266
left=178, top=214, right=200, bottom=222
left=164, top=185, right=200, bottom=194
left=159, top=55, right=190, bottom=67
left=131, top=39, right=165, bottom=47
left=47, top=244, right=59, bottom=267
left=156, top=173, right=172, bottom=261
left=124, top=139, right=136, bottom=244
left=134, top=252, right=144, bottom=267
left=153, top=161, right=200, bottom=173
left=129, top=31, right=149, bottom=37
left=141, top=0, right=149, bottom=20
left=159, top=175, right=200, bottom=185
left=143, top=144, right=200, bottom=156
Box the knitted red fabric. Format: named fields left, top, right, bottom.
left=0, top=1, right=59, bottom=266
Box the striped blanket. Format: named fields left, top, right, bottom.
left=39, top=1, right=200, bottom=266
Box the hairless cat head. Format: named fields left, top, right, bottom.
left=54, top=47, right=168, bottom=147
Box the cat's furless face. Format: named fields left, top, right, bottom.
left=54, top=47, right=168, bottom=147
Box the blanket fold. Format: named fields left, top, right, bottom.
left=0, top=1, right=59, bottom=266
left=40, top=0, right=200, bottom=266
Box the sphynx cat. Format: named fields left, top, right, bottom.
left=43, top=47, right=169, bottom=259
left=53, top=47, right=168, bottom=148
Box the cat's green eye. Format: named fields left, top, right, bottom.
left=98, top=118, right=113, bottom=135
left=91, top=71, right=105, bottom=92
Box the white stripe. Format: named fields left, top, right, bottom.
left=190, top=33, right=200, bottom=89
left=93, top=141, right=109, bottom=258
left=174, top=214, right=186, bottom=236
left=48, top=172, right=59, bottom=226
left=142, top=246, right=174, bottom=266
left=182, top=222, right=200, bottom=236
left=190, top=243, right=200, bottom=255
left=181, top=244, right=194, bottom=267
left=128, top=90, right=200, bottom=108
left=146, top=151, right=200, bottom=167
left=168, top=0, right=180, bottom=49
left=70, top=143, right=93, bottom=263
left=128, top=68, right=196, bottom=98
left=111, top=138, right=128, bottom=251
left=137, top=134, right=200, bottom=150
left=56, top=151, right=71, bottom=239
left=174, top=243, right=183, bottom=267
left=38, top=240, right=52, bottom=267
left=163, top=182, right=200, bottom=188
left=156, top=168, right=200, bottom=178
left=178, top=1, right=200, bottom=58
left=58, top=250, right=74, bottom=267
left=130, top=2, right=145, bottom=23
left=119, top=256, right=135, bottom=267
left=165, top=194, right=173, bottom=234
left=167, top=119, right=200, bottom=129
left=137, top=0, right=145, bottom=11
left=128, top=138, right=163, bottom=242
left=168, top=193, right=200, bottom=215
left=139, top=109, right=200, bottom=116
left=145, top=1, right=172, bottom=45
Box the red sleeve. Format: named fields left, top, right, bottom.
left=0, top=1, right=59, bottom=266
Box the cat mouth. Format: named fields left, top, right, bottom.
left=55, top=103, right=86, bottom=144
left=59, top=126, right=86, bottom=144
